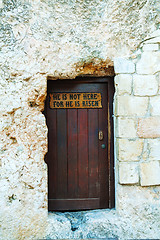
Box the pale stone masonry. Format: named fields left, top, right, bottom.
left=115, top=74, right=132, bottom=95
left=117, top=139, right=143, bottom=161
left=133, top=75, right=158, bottom=96
left=0, top=0, right=160, bottom=239
left=137, top=117, right=160, bottom=138
left=150, top=96, right=160, bottom=115
left=140, top=161, right=160, bottom=186
left=114, top=58, right=135, bottom=74
left=115, top=38, right=160, bottom=188
left=117, top=117, right=137, bottom=138
left=116, top=96, right=148, bottom=116
left=136, top=52, right=160, bottom=74
left=119, top=162, right=139, bottom=184
left=0, top=0, right=3, bottom=8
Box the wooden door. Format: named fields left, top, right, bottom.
left=45, top=77, right=114, bottom=211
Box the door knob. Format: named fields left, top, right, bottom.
left=101, top=144, right=106, bottom=149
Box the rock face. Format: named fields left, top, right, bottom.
left=0, top=0, right=160, bottom=239
left=47, top=199, right=160, bottom=240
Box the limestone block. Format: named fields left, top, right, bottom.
left=137, top=117, right=160, bottom=138
left=140, top=161, right=160, bottom=186
left=0, top=0, right=3, bottom=8
left=119, top=162, right=139, bottom=184
left=117, top=139, right=143, bottom=161
left=115, top=96, right=148, bottom=116
left=141, top=32, right=160, bottom=46
left=115, top=74, right=132, bottom=95
left=136, top=52, right=160, bottom=74
left=133, top=75, right=158, bottom=96
left=148, top=139, right=160, bottom=161
left=143, top=44, right=159, bottom=51
left=158, top=74, right=160, bottom=95
left=149, top=29, right=160, bottom=39
left=144, top=36, right=160, bottom=44
left=114, top=58, right=135, bottom=74
left=117, top=117, right=137, bottom=138
left=150, top=96, right=160, bottom=116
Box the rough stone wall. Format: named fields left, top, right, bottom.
left=0, top=0, right=160, bottom=239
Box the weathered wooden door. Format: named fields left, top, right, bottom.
left=45, top=77, right=114, bottom=211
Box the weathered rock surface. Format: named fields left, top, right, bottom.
left=0, top=0, right=159, bottom=79
left=0, top=0, right=160, bottom=239
left=46, top=192, right=160, bottom=240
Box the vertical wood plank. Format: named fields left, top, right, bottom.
left=98, top=84, right=109, bottom=208
left=67, top=109, right=78, bottom=198
left=57, top=109, right=68, bottom=198
left=78, top=109, right=88, bottom=198
left=88, top=109, right=99, bottom=198
left=108, top=80, right=115, bottom=208
left=46, top=99, right=57, bottom=199
left=47, top=80, right=115, bottom=211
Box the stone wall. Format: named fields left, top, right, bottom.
left=0, top=0, right=160, bottom=239
left=114, top=35, right=160, bottom=239
left=115, top=35, right=160, bottom=187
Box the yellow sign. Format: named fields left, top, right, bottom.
left=50, top=93, right=102, bottom=109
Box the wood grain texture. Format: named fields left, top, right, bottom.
left=46, top=78, right=115, bottom=211
left=88, top=109, right=99, bottom=198
left=57, top=109, right=67, bottom=198
left=77, top=109, right=89, bottom=198
left=68, top=109, right=78, bottom=198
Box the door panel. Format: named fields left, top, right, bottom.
left=77, top=109, right=89, bottom=198
left=45, top=78, right=114, bottom=211
left=57, top=109, right=67, bottom=198
left=67, top=109, right=78, bottom=198
left=88, top=109, right=99, bottom=198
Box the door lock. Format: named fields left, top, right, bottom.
left=99, top=130, right=103, bottom=141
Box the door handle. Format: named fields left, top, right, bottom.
left=99, top=130, right=103, bottom=140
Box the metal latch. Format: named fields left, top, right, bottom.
left=99, top=130, right=103, bottom=141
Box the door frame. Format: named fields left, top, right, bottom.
left=46, top=76, right=115, bottom=209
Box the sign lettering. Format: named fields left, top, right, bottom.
left=49, top=93, right=102, bottom=109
